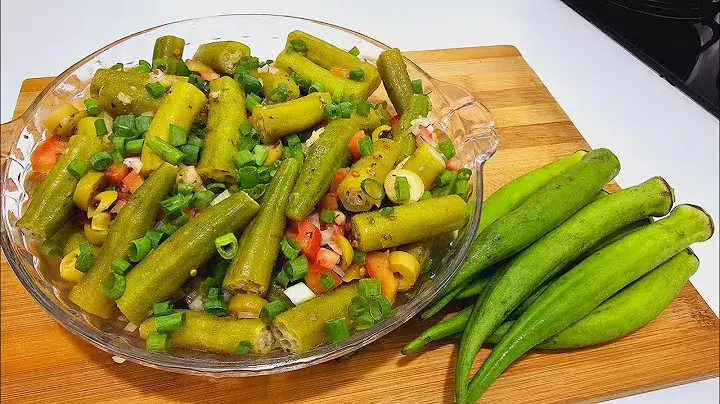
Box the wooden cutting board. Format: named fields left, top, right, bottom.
left=2, top=46, right=718, bottom=404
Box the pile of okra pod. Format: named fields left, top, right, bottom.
left=18, top=31, right=474, bottom=356
left=402, top=148, right=714, bottom=403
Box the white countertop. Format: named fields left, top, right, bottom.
left=1, top=0, right=718, bottom=402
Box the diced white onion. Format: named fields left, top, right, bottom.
left=117, top=92, right=132, bottom=105
left=177, top=165, right=204, bottom=190
left=409, top=114, right=436, bottom=136
left=211, top=190, right=231, bottom=206
left=320, top=228, right=334, bottom=246
left=307, top=212, right=321, bottom=229
left=283, top=282, right=316, bottom=305
left=188, top=296, right=204, bottom=311
left=111, top=356, right=126, bottom=364
left=332, top=265, right=345, bottom=277
left=305, top=127, right=325, bottom=148
left=333, top=211, right=346, bottom=226
left=123, top=157, right=142, bottom=173
left=222, top=290, right=232, bottom=303
left=123, top=322, right=138, bottom=333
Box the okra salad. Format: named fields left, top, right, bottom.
left=19, top=31, right=472, bottom=356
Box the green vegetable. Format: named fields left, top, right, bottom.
left=116, top=190, right=260, bottom=325
left=424, top=148, right=620, bottom=319
left=100, top=272, right=126, bottom=300
left=41, top=222, right=84, bottom=258
left=260, top=300, right=287, bottom=324
left=145, top=81, right=166, bottom=98
left=152, top=301, right=173, bottom=317
left=376, top=48, right=414, bottom=114
left=215, top=233, right=238, bottom=259
left=252, top=92, right=331, bottom=144
left=146, top=137, right=185, bottom=165
left=17, top=118, right=103, bottom=240
left=286, top=119, right=360, bottom=221
left=84, top=98, right=102, bottom=116
left=155, top=311, right=185, bottom=333
left=152, top=35, right=185, bottom=75
left=455, top=177, right=674, bottom=402
left=351, top=195, right=467, bottom=251
left=392, top=94, right=430, bottom=160
left=75, top=241, right=95, bottom=272
left=465, top=204, right=714, bottom=403
left=325, top=317, right=350, bottom=343
left=338, top=138, right=399, bottom=212
left=146, top=331, right=168, bottom=351
left=193, top=41, right=251, bottom=75
left=402, top=142, right=447, bottom=189
left=224, top=158, right=301, bottom=295
left=90, top=69, right=187, bottom=117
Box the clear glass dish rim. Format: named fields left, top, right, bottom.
left=0, top=13, right=497, bottom=377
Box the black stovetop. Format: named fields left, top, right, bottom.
left=561, top=0, right=720, bottom=118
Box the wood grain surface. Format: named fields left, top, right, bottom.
left=2, top=46, right=718, bottom=404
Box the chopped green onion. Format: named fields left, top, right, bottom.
left=358, top=278, right=382, bottom=299
left=215, top=233, right=238, bottom=259
left=356, top=100, right=372, bottom=116
left=323, top=103, right=341, bottom=119
left=191, top=190, right=215, bottom=208
left=320, top=209, right=336, bottom=224
left=206, top=182, right=226, bottom=195
left=280, top=237, right=300, bottom=260
left=111, top=150, right=123, bottom=164
left=94, top=119, right=108, bottom=136
left=66, top=159, right=90, bottom=180
left=238, top=166, right=259, bottom=189
left=253, top=145, right=269, bottom=166
left=348, top=46, right=360, bottom=57
left=320, top=272, right=335, bottom=291
left=40, top=240, right=62, bottom=257
left=360, top=178, right=385, bottom=201
left=145, top=331, right=168, bottom=351
left=144, top=228, right=165, bottom=247
left=111, top=136, right=125, bottom=154
left=239, top=72, right=262, bottom=94
left=161, top=194, right=190, bottom=215
left=203, top=288, right=229, bottom=317
left=259, top=300, right=287, bottom=324
left=234, top=340, right=252, bottom=355
left=348, top=295, right=369, bottom=319
left=348, top=67, right=365, bottom=81
left=354, top=312, right=375, bottom=330
left=135, top=115, right=152, bottom=134
left=238, top=55, right=260, bottom=70
left=166, top=210, right=190, bottom=226
left=168, top=124, right=188, bottom=146
left=368, top=295, right=391, bottom=321
left=146, top=136, right=185, bottom=165
left=188, top=135, right=204, bottom=148
left=325, top=317, right=350, bottom=343
left=411, top=79, right=423, bottom=95
left=175, top=61, right=191, bottom=76
left=419, top=190, right=432, bottom=201
left=289, top=38, right=308, bottom=52
left=352, top=248, right=366, bottom=264
left=180, top=144, right=200, bottom=165
left=245, top=93, right=262, bottom=111
left=152, top=58, right=168, bottom=71
left=455, top=179, right=469, bottom=199
left=332, top=84, right=344, bottom=102
left=84, top=98, right=102, bottom=116
left=358, top=135, right=373, bottom=157
left=395, top=176, right=411, bottom=201
left=239, top=120, right=255, bottom=137
left=125, top=139, right=144, bottom=155
left=128, top=237, right=153, bottom=263
left=233, top=150, right=255, bottom=168
left=275, top=270, right=290, bottom=288
left=308, top=82, right=324, bottom=93
left=257, top=166, right=272, bottom=183
left=376, top=294, right=392, bottom=320
left=266, top=82, right=289, bottom=103
left=145, top=81, right=166, bottom=98
left=237, top=135, right=259, bottom=153
left=436, top=169, right=454, bottom=187
left=188, top=73, right=207, bottom=91
left=457, top=167, right=472, bottom=181
left=284, top=255, right=309, bottom=281
left=109, top=63, right=124, bottom=71
left=438, top=139, right=456, bottom=159
left=379, top=207, right=394, bottom=216
left=338, top=101, right=353, bottom=118
left=112, top=115, right=137, bottom=138
left=111, top=258, right=132, bottom=275
left=132, top=60, right=152, bottom=73
left=159, top=222, right=179, bottom=236
left=289, top=72, right=312, bottom=91
left=152, top=300, right=173, bottom=317
left=75, top=241, right=95, bottom=272
left=89, top=151, right=113, bottom=171
left=155, top=311, right=185, bottom=333
left=101, top=272, right=126, bottom=300
left=248, top=184, right=266, bottom=200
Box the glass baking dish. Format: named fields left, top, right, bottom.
left=0, top=14, right=498, bottom=377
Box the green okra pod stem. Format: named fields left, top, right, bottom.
left=196, top=77, right=247, bottom=182
left=152, top=35, right=185, bottom=75
left=377, top=48, right=415, bottom=114
left=465, top=204, right=714, bottom=403
left=224, top=158, right=302, bottom=295
left=139, top=310, right=273, bottom=354
left=351, top=195, right=467, bottom=251
left=17, top=118, right=104, bottom=240
left=252, top=92, right=332, bottom=145
left=68, top=163, right=178, bottom=318
left=116, top=191, right=260, bottom=325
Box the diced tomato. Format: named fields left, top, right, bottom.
left=389, top=115, right=400, bottom=132
left=104, top=163, right=130, bottom=186
left=318, top=192, right=339, bottom=211
left=418, top=126, right=436, bottom=146
left=446, top=156, right=463, bottom=170
left=297, top=219, right=321, bottom=259
left=330, top=66, right=348, bottom=78
left=365, top=251, right=399, bottom=304
left=305, top=262, right=342, bottom=294
left=30, top=136, right=67, bottom=173
left=331, top=168, right=349, bottom=194
left=121, top=171, right=144, bottom=193
left=315, top=248, right=341, bottom=269
left=347, top=130, right=365, bottom=160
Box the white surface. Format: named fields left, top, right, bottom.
left=1, top=0, right=718, bottom=402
